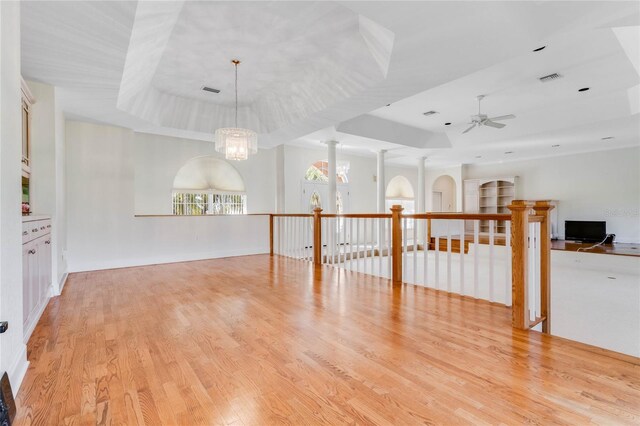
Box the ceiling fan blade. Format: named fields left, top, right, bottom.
left=462, top=123, right=477, bottom=134
left=488, top=114, right=516, bottom=121
left=484, top=120, right=506, bottom=129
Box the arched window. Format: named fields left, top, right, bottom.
left=171, top=156, right=247, bottom=215
left=304, top=160, right=349, bottom=183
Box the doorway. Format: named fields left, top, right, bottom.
left=432, top=191, right=443, bottom=212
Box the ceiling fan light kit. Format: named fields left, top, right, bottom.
left=462, top=95, right=516, bottom=134
left=214, top=59, right=258, bottom=161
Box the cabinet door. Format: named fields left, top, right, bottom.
left=40, top=236, right=52, bottom=300
left=22, top=243, right=32, bottom=324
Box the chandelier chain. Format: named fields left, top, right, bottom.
left=234, top=60, right=238, bottom=128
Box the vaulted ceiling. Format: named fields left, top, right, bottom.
left=21, top=1, right=640, bottom=166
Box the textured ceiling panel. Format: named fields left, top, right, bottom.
left=117, top=1, right=394, bottom=134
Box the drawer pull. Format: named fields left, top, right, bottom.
left=28, top=249, right=36, bottom=255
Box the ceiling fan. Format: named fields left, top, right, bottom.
left=462, top=95, right=515, bottom=134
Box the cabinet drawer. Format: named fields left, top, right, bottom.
left=22, top=219, right=51, bottom=244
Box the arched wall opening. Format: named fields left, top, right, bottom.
left=172, top=156, right=247, bottom=215
left=386, top=175, right=415, bottom=214
left=431, top=175, right=456, bottom=212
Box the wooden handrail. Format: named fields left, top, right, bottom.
left=404, top=213, right=512, bottom=221
left=318, top=213, right=392, bottom=219
left=271, top=213, right=313, bottom=217
left=533, top=201, right=553, bottom=333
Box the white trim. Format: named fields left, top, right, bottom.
left=21, top=76, right=35, bottom=105
left=58, top=272, right=69, bottom=294
left=8, top=344, right=29, bottom=397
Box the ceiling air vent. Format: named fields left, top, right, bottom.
left=201, top=86, right=220, bottom=94
left=539, top=73, right=562, bottom=83
left=423, top=110, right=438, bottom=116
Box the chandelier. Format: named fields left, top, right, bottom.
left=214, top=59, right=257, bottom=161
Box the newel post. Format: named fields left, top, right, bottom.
left=313, top=208, right=323, bottom=267
left=508, top=200, right=530, bottom=330
left=269, top=214, right=274, bottom=256
left=533, top=200, right=553, bottom=333
left=390, top=205, right=404, bottom=285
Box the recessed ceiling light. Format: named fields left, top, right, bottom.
left=475, top=155, right=482, bottom=159
left=552, top=144, right=560, bottom=147
left=201, top=86, right=220, bottom=94
left=533, top=46, right=546, bottom=52
left=423, top=110, right=438, bottom=116
left=444, top=122, right=451, bottom=126
left=504, top=151, right=513, bottom=154
left=578, top=87, right=590, bottom=92
left=601, top=136, right=614, bottom=140
left=386, top=103, right=391, bottom=107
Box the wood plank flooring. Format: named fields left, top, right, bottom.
left=14, top=254, right=640, bottom=425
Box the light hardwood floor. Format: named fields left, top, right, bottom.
left=15, top=255, right=640, bottom=425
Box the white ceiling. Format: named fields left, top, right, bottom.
left=20, top=1, right=640, bottom=167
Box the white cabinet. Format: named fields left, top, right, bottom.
left=22, top=216, right=52, bottom=341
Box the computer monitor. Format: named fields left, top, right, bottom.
left=564, top=220, right=606, bottom=243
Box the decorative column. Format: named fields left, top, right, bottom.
left=377, top=150, right=386, bottom=248
left=326, top=140, right=338, bottom=213
left=417, top=156, right=426, bottom=243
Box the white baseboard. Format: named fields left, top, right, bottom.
left=57, top=272, right=68, bottom=294
left=23, top=288, right=51, bottom=344
left=67, top=246, right=269, bottom=273
left=8, top=344, right=28, bottom=397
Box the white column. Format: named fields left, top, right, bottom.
left=326, top=140, right=338, bottom=214
left=417, top=156, right=426, bottom=243
left=376, top=150, right=386, bottom=213
left=376, top=150, right=386, bottom=248
left=275, top=144, right=285, bottom=213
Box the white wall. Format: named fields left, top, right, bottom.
left=432, top=175, right=457, bottom=211
left=27, top=80, right=67, bottom=293
left=66, top=121, right=269, bottom=272
left=464, top=147, right=640, bottom=243
left=133, top=132, right=275, bottom=215
left=0, top=1, right=28, bottom=394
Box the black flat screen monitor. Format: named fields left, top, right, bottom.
left=565, top=220, right=606, bottom=243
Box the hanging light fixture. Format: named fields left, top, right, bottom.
left=214, top=59, right=257, bottom=161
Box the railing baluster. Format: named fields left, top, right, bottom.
left=356, top=218, right=361, bottom=273
left=413, top=220, right=418, bottom=284
left=424, top=218, right=429, bottom=287
left=377, top=218, right=383, bottom=275
left=386, top=217, right=390, bottom=278
left=402, top=217, right=408, bottom=282
left=505, top=220, right=511, bottom=305
left=435, top=221, right=440, bottom=290
left=473, top=220, right=479, bottom=298
left=528, top=221, right=536, bottom=322
left=446, top=220, right=452, bottom=292
left=489, top=220, right=495, bottom=302
left=369, top=219, right=374, bottom=274
left=460, top=219, right=465, bottom=296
